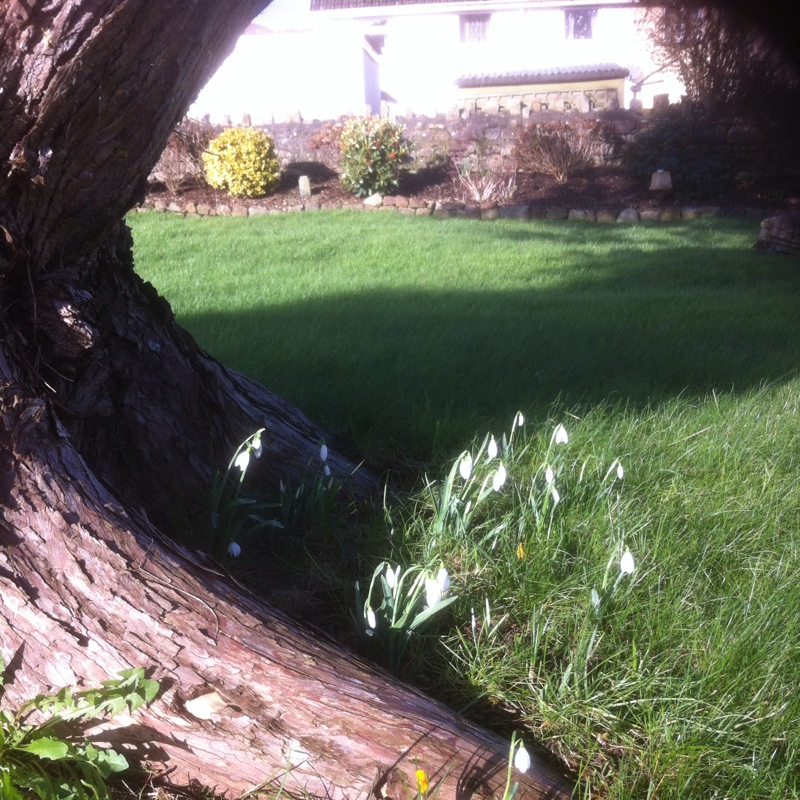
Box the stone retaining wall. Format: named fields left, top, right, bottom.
left=259, top=106, right=789, bottom=178
left=136, top=195, right=776, bottom=223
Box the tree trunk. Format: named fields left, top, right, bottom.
left=0, top=3, right=571, bottom=798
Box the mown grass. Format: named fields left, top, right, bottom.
left=129, top=211, right=800, bottom=799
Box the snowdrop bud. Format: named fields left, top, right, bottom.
left=551, top=487, right=560, bottom=505
left=513, top=411, right=525, bottom=429
left=492, top=463, right=507, bottom=491
left=459, top=453, right=473, bottom=480
left=234, top=451, right=250, bottom=472
left=252, top=435, right=263, bottom=459
left=386, top=565, right=399, bottom=589
left=366, top=608, right=377, bottom=629
left=617, top=463, right=624, bottom=480
left=425, top=577, right=442, bottom=608
left=514, top=743, right=531, bottom=774
left=487, top=436, right=498, bottom=460
left=227, top=541, right=241, bottom=558
left=437, top=567, right=450, bottom=594
left=319, top=443, right=328, bottom=462
left=620, top=550, right=635, bottom=574
left=545, top=465, right=554, bottom=484
left=553, top=424, right=569, bottom=445
left=324, top=464, right=331, bottom=477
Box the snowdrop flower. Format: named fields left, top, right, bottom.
left=425, top=577, right=442, bottom=608
left=551, top=486, right=560, bottom=505
left=514, top=743, right=531, bottom=774
left=459, top=453, right=473, bottom=480
left=234, top=450, right=250, bottom=472
left=620, top=550, right=635, bottom=574
left=513, top=411, right=525, bottom=429
left=227, top=541, right=241, bottom=558
left=553, top=424, right=569, bottom=445
left=366, top=607, right=377, bottom=629
left=252, top=435, right=263, bottom=459
left=319, top=443, right=328, bottom=462
left=436, top=567, right=450, bottom=594
left=545, top=465, right=555, bottom=484
left=492, top=463, right=507, bottom=491
left=323, top=464, right=331, bottom=477
left=487, top=436, right=498, bottom=460
left=385, top=565, right=400, bottom=589
left=617, top=463, right=624, bottom=480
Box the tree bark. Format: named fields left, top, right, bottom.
left=0, top=3, right=571, bottom=798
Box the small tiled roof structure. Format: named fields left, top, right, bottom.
left=457, top=64, right=629, bottom=88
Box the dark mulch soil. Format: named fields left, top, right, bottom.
left=146, top=164, right=800, bottom=216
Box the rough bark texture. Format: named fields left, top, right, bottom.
left=0, top=2, right=571, bottom=798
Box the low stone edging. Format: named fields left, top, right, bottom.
left=136, top=196, right=776, bottom=223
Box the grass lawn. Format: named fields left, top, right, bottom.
left=130, top=211, right=800, bottom=799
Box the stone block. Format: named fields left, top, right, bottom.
left=363, top=193, right=383, bottom=207
left=596, top=209, right=616, bottom=223
left=196, top=203, right=212, bottom=216
left=382, top=196, right=398, bottom=207
left=639, top=209, right=660, bottom=222
left=499, top=204, right=530, bottom=221
left=398, top=207, right=417, bottom=215
left=248, top=206, right=268, bottom=216
left=568, top=209, right=595, bottom=221
left=153, top=199, right=167, bottom=212
left=481, top=207, right=500, bottom=220
left=659, top=206, right=681, bottom=222
left=617, top=208, right=640, bottom=223
left=545, top=206, right=568, bottom=220
left=433, top=208, right=452, bottom=219
left=298, top=175, right=311, bottom=197
left=217, top=204, right=232, bottom=216
left=415, top=207, right=433, bottom=216
left=304, top=201, right=321, bottom=212
left=168, top=202, right=184, bottom=214
left=394, top=196, right=409, bottom=208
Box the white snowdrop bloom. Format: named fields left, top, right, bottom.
left=620, top=550, right=635, bottom=574
left=366, top=608, right=377, bottom=629
left=492, top=463, right=507, bottom=491
left=323, top=464, right=331, bottom=477
left=487, top=436, right=498, bottom=460
left=545, top=465, right=554, bottom=484
left=227, top=541, right=241, bottom=558
left=551, top=487, right=560, bottom=505
left=437, top=567, right=450, bottom=594
left=425, top=577, right=442, bottom=608
left=513, top=411, right=525, bottom=429
left=617, top=463, right=624, bottom=480
left=459, top=453, right=473, bottom=480
left=553, top=424, right=569, bottom=445
left=234, top=451, right=250, bottom=472
left=385, top=565, right=400, bottom=589
left=319, top=443, right=328, bottom=462
left=514, top=743, right=531, bottom=774
left=252, top=436, right=263, bottom=459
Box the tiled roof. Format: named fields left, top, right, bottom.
left=457, top=64, right=629, bottom=87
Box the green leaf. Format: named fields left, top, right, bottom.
left=19, top=736, right=70, bottom=759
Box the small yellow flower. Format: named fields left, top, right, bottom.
left=415, top=769, right=429, bottom=796
left=516, top=542, right=525, bottom=560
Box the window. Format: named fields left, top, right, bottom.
left=460, top=14, right=490, bottom=44
left=565, top=9, right=597, bottom=40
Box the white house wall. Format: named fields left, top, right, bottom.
left=189, top=5, right=685, bottom=124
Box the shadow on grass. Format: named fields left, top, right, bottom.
left=178, top=234, right=800, bottom=461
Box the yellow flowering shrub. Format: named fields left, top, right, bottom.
left=202, top=127, right=280, bottom=198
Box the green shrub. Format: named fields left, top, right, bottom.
left=621, top=113, right=731, bottom=199
left=514, top=118, right=607, bottom=183
left=339, top=116, right=412, bottom=197
left=202, top=127, right=280, bottom=198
